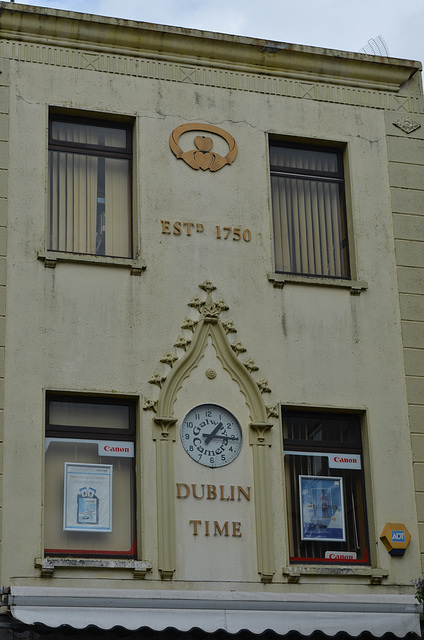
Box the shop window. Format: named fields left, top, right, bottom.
left=48, top=114, right=132, bottom=258
left=44, top=394, right=136, bottom=557
left=283, top=410, right=369, bottom=564
left=270, top=141, right=350, bottom=279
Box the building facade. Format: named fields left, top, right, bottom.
left=0, top=2, right=423, bottom=637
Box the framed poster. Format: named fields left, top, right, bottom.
left=299, top=475, right=345, bottom=542
left=63, top=463, right=113, bottom=532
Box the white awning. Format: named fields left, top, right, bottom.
left=7, top=587, right=422, bottom=637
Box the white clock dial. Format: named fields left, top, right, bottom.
left=180, top=404, right=243, bottom=468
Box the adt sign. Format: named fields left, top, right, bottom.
left=391, top=530, right=406, bottom=543
left=380, top=523, right=410, bottom=556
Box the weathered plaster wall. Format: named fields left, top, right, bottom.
left=0, top=3, right=422, bottom=596
left=0, top=56, right=8, bottom=574
left=386, top=111, right=424, bottom=570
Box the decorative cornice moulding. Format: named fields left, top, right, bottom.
left=0, top=4, right=422, bottom=113
left=2, top=39, right=422, bottom=114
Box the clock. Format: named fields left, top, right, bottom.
left=180, top=403, right=243, bottom=468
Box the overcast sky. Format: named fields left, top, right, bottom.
left=17, top=0, right=424, bottom=66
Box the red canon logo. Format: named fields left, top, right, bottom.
left=104, top=446, right=129, bottom=453
left=328, top=553, right=355, bottom=560
left=334, top=457, right=357, bottom=463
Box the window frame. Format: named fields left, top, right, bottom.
left=283, top=409, right=370, bottom=566
left=48, top=112, right=134, bottom=260
left=269, top=139, right=351, bottom=281
left=44, top=392, right=137, bottom=559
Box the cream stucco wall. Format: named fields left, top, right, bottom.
left=0, top=3, right=422, bottom=599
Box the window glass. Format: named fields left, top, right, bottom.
left=48, top=115, right=132, bottom=258
left=270, top=141, right=349, bottom=279
left=45, top=395, right=136, bottom=557
left=283, top=411, right=369, bottom=565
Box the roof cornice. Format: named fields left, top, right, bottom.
left=0, top=2, right=421, bottom=93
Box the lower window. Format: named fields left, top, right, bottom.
left=44, top=394, right=136, bottom=557
left=283, top=410, right=369, bottom=564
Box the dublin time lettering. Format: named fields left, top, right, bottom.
left=177, top=483, right=251, bottom=538
left=176, top=483, right=250, bottom=501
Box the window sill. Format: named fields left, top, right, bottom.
left=38, top=251, right=146, bottom=276
left=268, top=273, right=368, bottom=295
left=283, top=566, right=388, bottom=584
left=35, top=557, right=152, bottom=579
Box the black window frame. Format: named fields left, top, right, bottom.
left=44, top=393, right=137, bottom=559
left=270, top=139, right=351, bottom=280
left=283, top=409, right=370, bottom=565
left=48, top=112, right=133, bottom=259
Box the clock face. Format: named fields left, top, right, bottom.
left=180, top=404, right=243, bottom=468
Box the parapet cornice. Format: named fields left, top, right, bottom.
left=0, top=2, right=421, bottom=94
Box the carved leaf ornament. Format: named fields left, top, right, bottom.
left=169, top=123, right=238, bottom=172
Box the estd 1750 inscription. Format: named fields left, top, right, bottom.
left=161, top=220, right=251, bottom=242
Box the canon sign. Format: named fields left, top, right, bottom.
left=98, top=441, right=134, bottom=458
left=324, top=551, right=357, bottom=560
left=329, top=454, right=361, bottom=469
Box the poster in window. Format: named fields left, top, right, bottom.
left=299, top=475, right=345, bottom=542
left=63, top=463, right=113, bottom=532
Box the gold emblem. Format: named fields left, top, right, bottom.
left=169, top=123, right=238, bottom=172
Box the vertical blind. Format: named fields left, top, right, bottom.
left=49, top=119, right=131, bottom=258
left=270, top=144, right=349, bottom=278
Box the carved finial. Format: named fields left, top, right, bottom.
left=222, top=320, right=237, bottom=334
left=188, top=296, right=205, bottom=312
left=160, top=352, right=179, bottom=368
left=231, top=340, right=247, bottom=355
left=203, top=302, right=221, bottom=319
left=257, top=379, right=271, bottom=393
left=244, top=357, right=259, bottom=372
left=143, top=398, right=157, bottom=412
left=174, top=336, right=191, bottom=351
left=148, top=373, right=167, bottom=388
left=266, top=404, right=279, bottom=419
left=181, top=317, right=198, bottom=332
left=199, top=280, right=216, bottom=293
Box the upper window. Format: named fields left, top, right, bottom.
left=48, top=114, right=132, bottom=258
left=283, top=410, right=369, bottom=565
left=44, top=394, right=136, bottom=557
left=270, top=141, right=350, bottom=279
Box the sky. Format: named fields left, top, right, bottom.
left=15, top=0, right=424, bottom=66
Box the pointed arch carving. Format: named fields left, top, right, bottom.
left=149, top=282, right=276, bottom=582
left=156, top=318, right=267, bottom=424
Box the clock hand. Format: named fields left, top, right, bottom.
left=203, top=422, right=223, bottom=445
left=202, top=434, right=239, bottom=442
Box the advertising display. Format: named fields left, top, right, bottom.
left=63, top=463, right=113, bottom=532
left=299, top=475, right=345, bottom=542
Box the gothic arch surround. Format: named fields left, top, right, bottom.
left=145, top=281, right=277, bottom=581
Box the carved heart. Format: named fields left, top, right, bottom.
left=194, top=151, right=213, bottom=170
